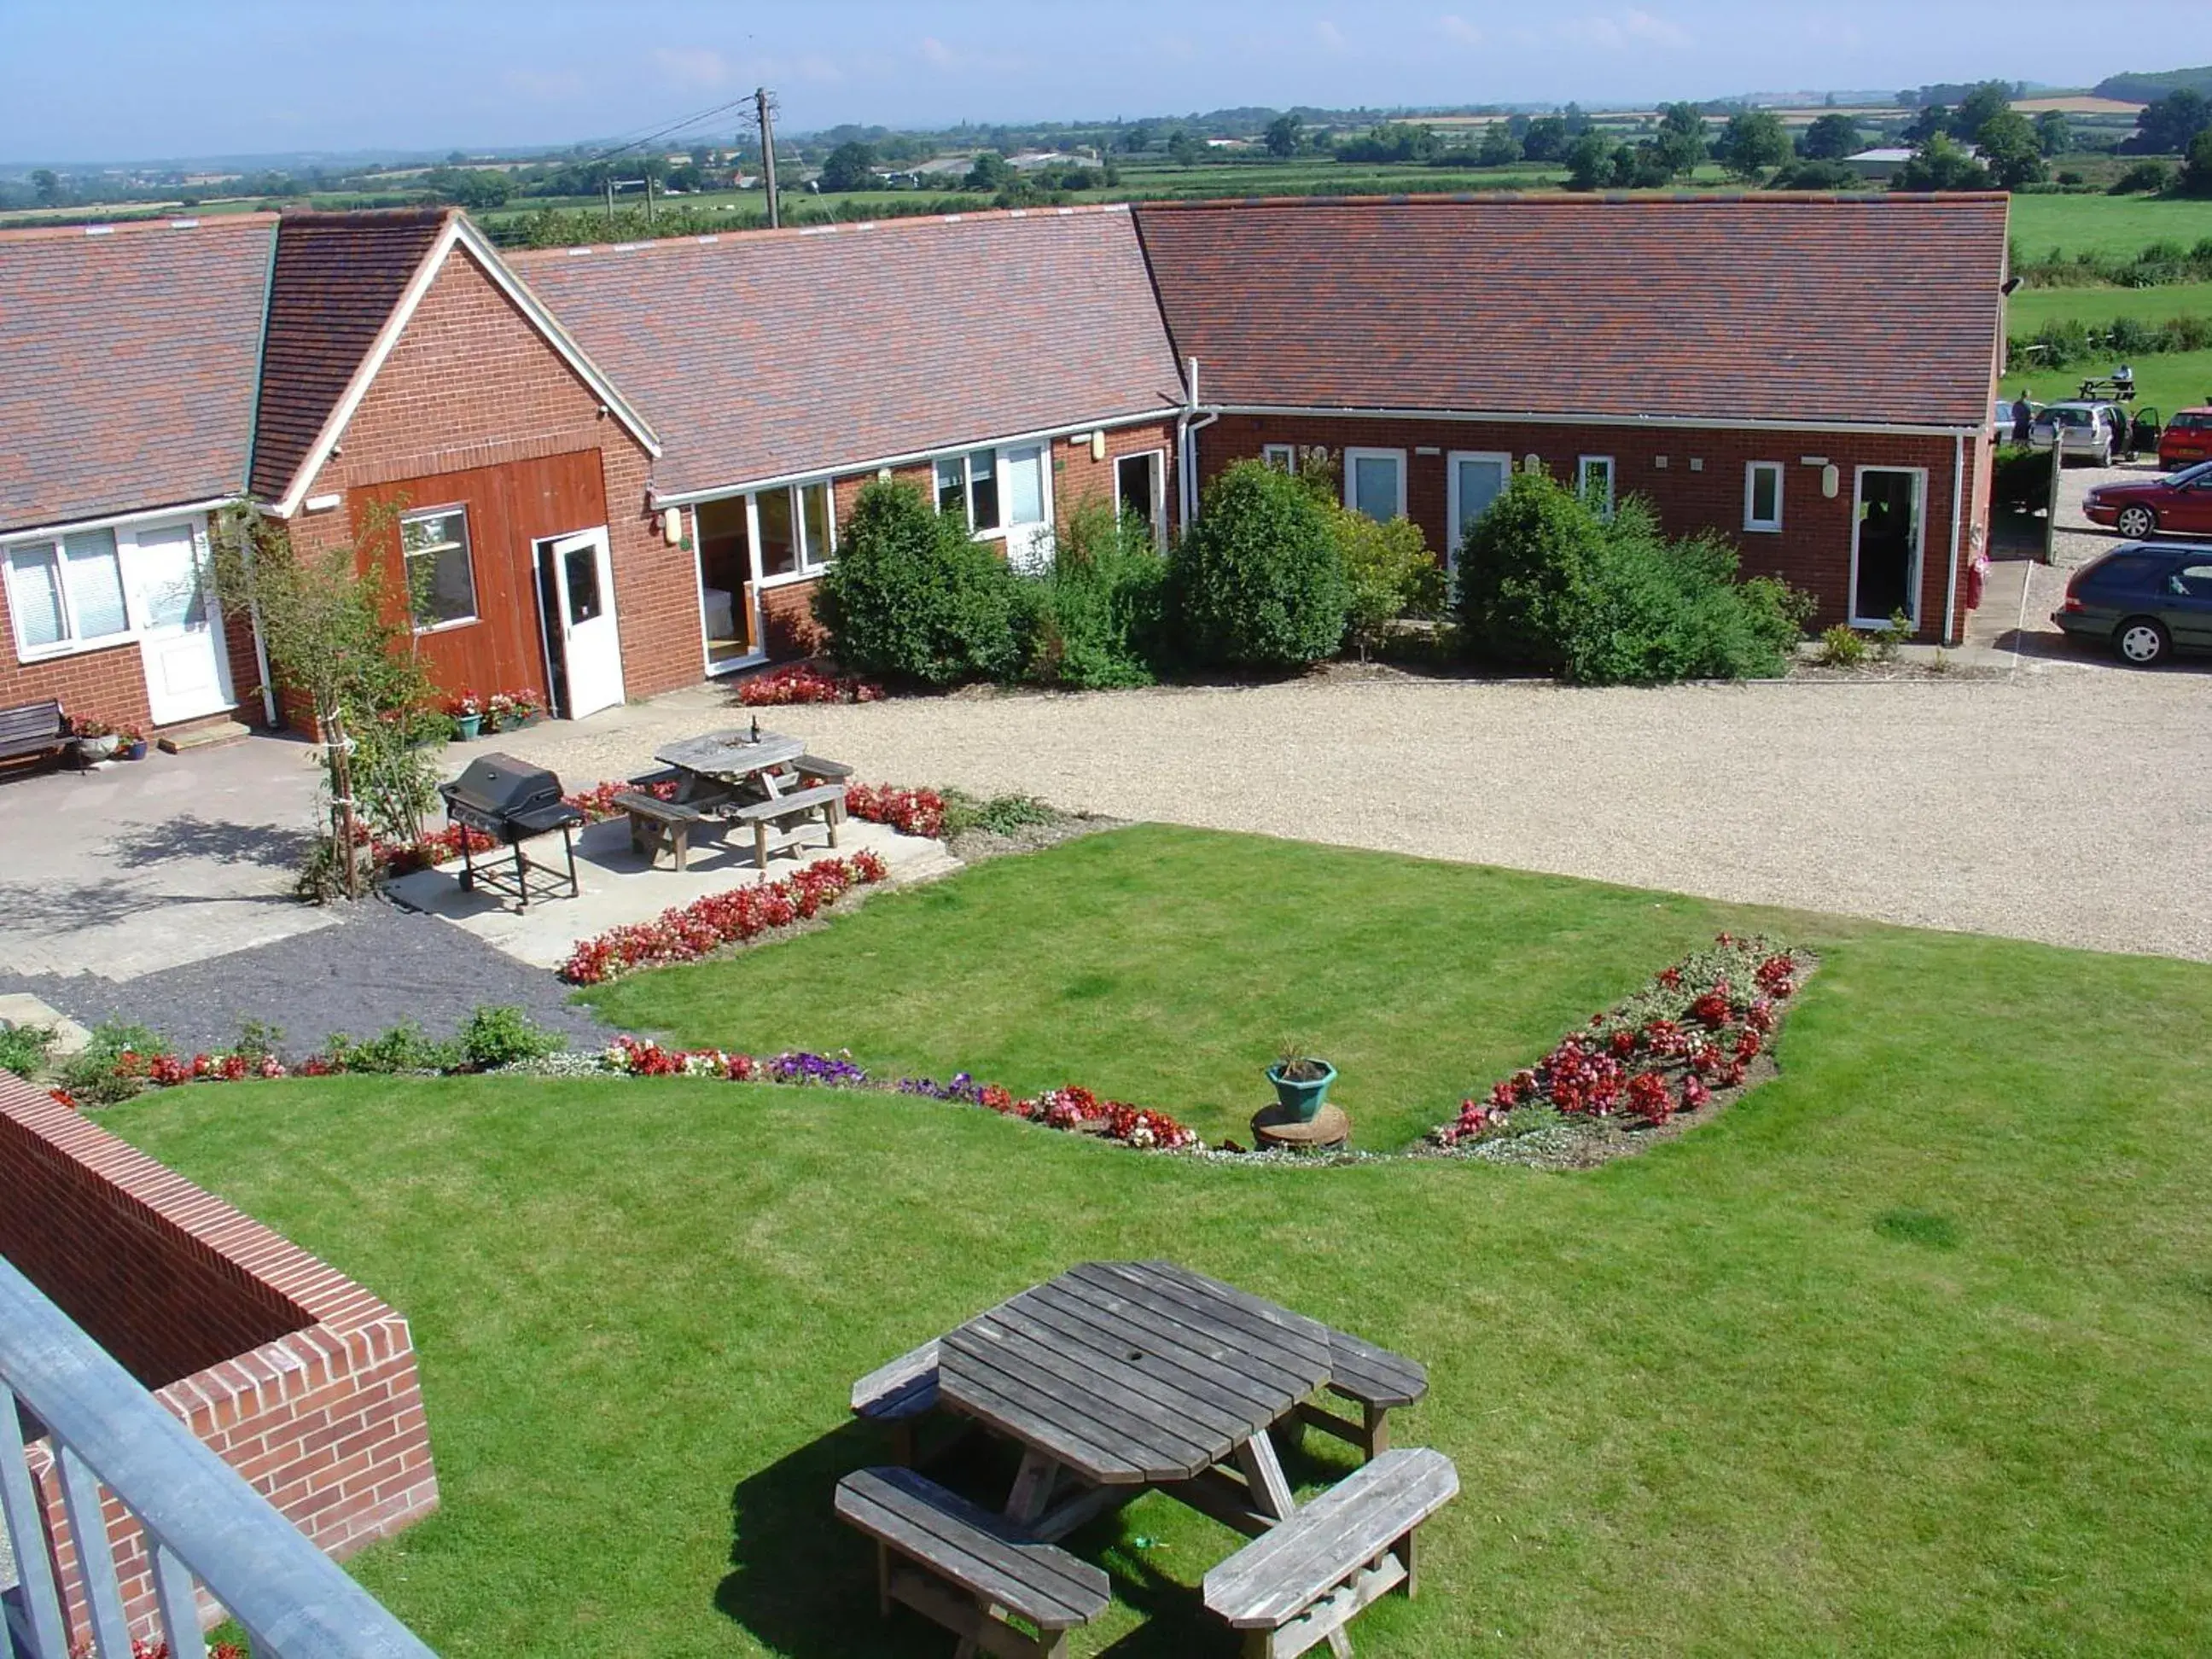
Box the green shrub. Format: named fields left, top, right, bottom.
left=458, top=1006, right=568, bottom=1071
left=324, top=1020, right=459, bottom=1074
left=1169, top=462, right=1350, bottom=668
left=1819, top=624, right=1868, bottom=667
left=812, top=480, right=1027, bottom=685
left=1992, top=444, right=2055, bottom=512
left=59, top=1021, right=166, bottom=1105
left=1458, top=474, right=1807, bottom=684
left=0, top=1023, right=55, bottom=1080
left=940, top=790, right=1061, bottom=839
left=1330, top=502, right=1445, bottom=658
left=1024, top=499, right=1167, bottom=689
left=2108, top=160, right=2172, bottom=195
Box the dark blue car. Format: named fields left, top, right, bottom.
left=2053, top=542, right=2212, bottom=665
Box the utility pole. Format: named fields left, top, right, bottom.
left=602, top=166, right=614, bottom=230
left=756, top=87, right=781, bottom=229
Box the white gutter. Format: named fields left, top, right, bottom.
left=649, top=406, right=1182, bottom=509
left=0, top=497, right=236, bottom=546
left=1210, top=403, right=1981, bottom=441
left=1943, top=430, right=1965, bottom=645
left=1179, top=356, right=1218, bottom=535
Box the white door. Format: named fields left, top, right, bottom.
left=1000, top=443, right=1053, bottom=573
left=125, top=521, right=233, bottom=725
left=546, top=528, right=625, bottom=719
left=1446, top=452, right=1511, bottom=568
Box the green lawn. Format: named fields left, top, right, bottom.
left=2009, top=191, right=2212, bottom=259
left=106, top=830, right=2212, bottom=1656
left=2001, top=346, right=2212, bottom=417
left=2005, top=279, right=2212, bottom=334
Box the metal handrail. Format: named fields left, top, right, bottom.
left=0, top=1254, right=436, bottom=1657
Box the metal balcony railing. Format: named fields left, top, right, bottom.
left=0, top=1254, right=436, bottom=1658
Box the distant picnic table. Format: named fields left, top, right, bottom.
left=838, top=1260, right=1457, bottom=1658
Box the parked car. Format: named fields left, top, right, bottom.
left=2081, top=458, right=2212, bottom=538
left=2028, top=400, right=2128, bottom=466
left=2158, top=407, right=2212, bottom=470
left=2052, top=540, right=2212, bottom=664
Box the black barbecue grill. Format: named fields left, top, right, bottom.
left=437, top=753, right=585, bottom=907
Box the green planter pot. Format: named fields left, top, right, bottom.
left=1266, top=1060, right=1336, bottom=1122
left=452, top=713, right=483, bottom=742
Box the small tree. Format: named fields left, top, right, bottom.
left=1650, top=103, right=1709, bottom=178
left=1564, top=131, right=1621, bottom=190
left=1895, top=134, right=1990, bottom=192
left=811, top=480, right=1027, bottom=685
left=1169, top=462, right=1348, bottom=668
left=1715, top=110, right=1790, bottom=180
left=963, top=151, right=1014, bottom=192
left=1951, top=81, right=2015, bottom=144
left=2033, top=110, right=2072, bottom=157
left=819, top=141, right=876, bottom=192
left=1330, top=503, right=1442, bottom=660
left=2182, top=130, right=2212, bottom=199
left=1975, top=109, right=2047, bottom=189
left=208, top=504, right=442, bottom=900
left=1521, top=116, right=1569, bottom=162
left=1477, top=124, right=1522, bottom=167
left=1264, top=114, right=1301, bottom=158
left=1800, top=113, right=1863, bottom=160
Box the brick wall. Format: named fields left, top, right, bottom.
left=287, top=242, right=701, bottom=707
left=1200, top=416, right=1979, bottom=643
left=0, top=1074, right=436, bottom=1644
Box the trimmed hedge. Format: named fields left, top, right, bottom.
left=1168, top=461, right=1350, bottom=667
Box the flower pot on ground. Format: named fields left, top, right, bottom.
left=121, top=739, right=148, bottom=760
left=1266, top=1057, right=1336, bottom=1121
left=451, top=713, right=482, bottom=742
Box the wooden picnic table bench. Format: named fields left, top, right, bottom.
left=725, top=781, right=845, bottom=869
left=1296, top=1329, right=1429, bottom=1461
left=614, top=790, right=726, bottom=871
left=835, top=1465, right=1109, bottom=1659
left=1202, top=1447, right=1458, bottom=1659
left=851, top=1337, right=940, bottom=1465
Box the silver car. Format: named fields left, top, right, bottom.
left=2029, top=401, right=2127, bottom=467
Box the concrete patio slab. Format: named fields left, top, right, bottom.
left=381, top=813, right=953, bottom=969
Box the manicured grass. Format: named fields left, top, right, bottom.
left=2010, top=191, right=2212, bottom=259
left=2006, top=279, right=2212, bottom=333
left=107, top=833, right=2212, bottom=1656
left=2003, top=346, right=2212, bottom=419
left=581, top=824, right=1831, bottom=1149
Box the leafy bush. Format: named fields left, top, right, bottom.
left=323, top=1020, right=460, bottom=1074
left=60, top=1022, right=166, bottom=1105
left=812, top=480, right=1027, bottom=685
left=1992, top=444, right=2056, bottom=513
left=0, top=1023, right=55, bottom=1080
left=940, top=790, right=1062, bottom=839
left=458, top=1005, right=568, bottom=1070
left=1169, top=462, right=1350, bottom=668
left=1458, top=474, right=1807, bottom=684
left=1818, top=624, right=1868, bottom=667
left=1329, top=501, right=1445, bottom=658
left=1024, top=499, right=1167, bottom=689
left=2108, top=161, right=2172, bottom=195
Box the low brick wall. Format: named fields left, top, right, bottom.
left=0, top=1074, right=438, bottom=1641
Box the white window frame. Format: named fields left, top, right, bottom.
left=1344, top=446, right=1408, bottom=522
left=399, top=504, right=480, bottom=635
left=4, top=514, right=212, bottom=664
left=1743, top=461, right=1785, bottom=533
left=1444, top=450, right=1514, bottom=571
left=747, top=477, right=840, bottom=591
left=1114, top=447, right=1168, bottom=546
left=1576, top=455, right=1615, bottom=519
left=1260, top=443, right=1297, bottom=474
left=1848, top=464, right=1927, bottom=631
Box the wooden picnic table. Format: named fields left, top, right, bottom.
left=643, top=729, right=852, bottom=870
left=653, top=727, right=808, bottom=803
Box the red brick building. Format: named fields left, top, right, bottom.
left=0, top=193, right=2008, bottom=740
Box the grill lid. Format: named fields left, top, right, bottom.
left=439, top=753, right=570, bottom=825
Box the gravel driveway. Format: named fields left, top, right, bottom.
left=494, top=667, right=2212, bottom=964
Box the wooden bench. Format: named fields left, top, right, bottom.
left=0, top=699, right=67, bottom=771
left=1295, top=1330, right=1429, bottom=1462
left=726, top=782, right=846, bottom=869
left=835, top=1465, right=1109, bottom=1659
left=614, top=790, right=722, bottom=871
left=851, top=1338, right=940, bottom=1466
left=1202, top=1447, right=1458, bottom=1659
left=794, top=754, right=854, bottom=784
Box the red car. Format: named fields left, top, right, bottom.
left=2160, top=407, right=2212, bottom=470
left=2082, top=459, right=2212, bottom=539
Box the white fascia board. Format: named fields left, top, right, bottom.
left=0, top=497, right=235, bottom=546
left=1209, top=404, right=1980, bottom=439
left=649, top=406, right=1182, bottom=509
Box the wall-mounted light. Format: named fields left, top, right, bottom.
left=1090, top=430, right=1107, bottom=462
left=303, top=492, right=342, bottom=514
left=877, top=466, right=894, bottom=481
left=1523, top=453, right=1543, bottom=474
left=1822, top=465, right=1841, bottom=498
left=661, top=507, right=683, bottom=544
left=1688, top=457, right=1703, bottom=473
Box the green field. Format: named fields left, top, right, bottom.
left=107, top=828, right=2212, bottom=1657
left=2007, top=279, right=2212, bottom=332
left=2000, top=346, right=2212, bottom=416
left=2009, top=192, right=2212, bottom=259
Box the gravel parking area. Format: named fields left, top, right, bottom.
left=493, top=667, right=2212, bottom=964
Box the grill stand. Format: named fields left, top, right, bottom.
left=456, top=823, right=580, bottom=909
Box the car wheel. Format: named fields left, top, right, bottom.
left=2115, top=504, right=2158, bottom=538
left=2115, top=617, right=2170, bottom=666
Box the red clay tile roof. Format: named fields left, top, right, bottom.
left=0, top=215, right=275, bottom=533
left=247, top=208, right=452, bottom=502
left=1132, top=194, right=2010, bottom=430
left=513, top=206, right=1188, bottom=497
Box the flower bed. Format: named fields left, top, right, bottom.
left=563, top=777, right=680, bottom=822
left=1433, top=933, right=1807, bottom=1155
left=736, top=662, right=883, bottom=707
left=603, top=1042, right=1198, bottom=1150
left=843, top=783, right=947, bottom=840
left=559, top=852, right=890, bottom=984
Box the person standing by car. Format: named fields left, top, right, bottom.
left=2011, top=393, right=2034, bottom=446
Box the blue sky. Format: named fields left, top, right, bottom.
left=0, top=0, right=2196, bottom=163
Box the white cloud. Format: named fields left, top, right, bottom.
left=1314, top=19, right=1348, bottom=53
left=1437, top=14, right=1483, bottom=46
left=917, top=36, right=957, bottom=69
left=650, top=46, right=730, bottom=90
left=1558, top=9, right=1691, bottom=50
